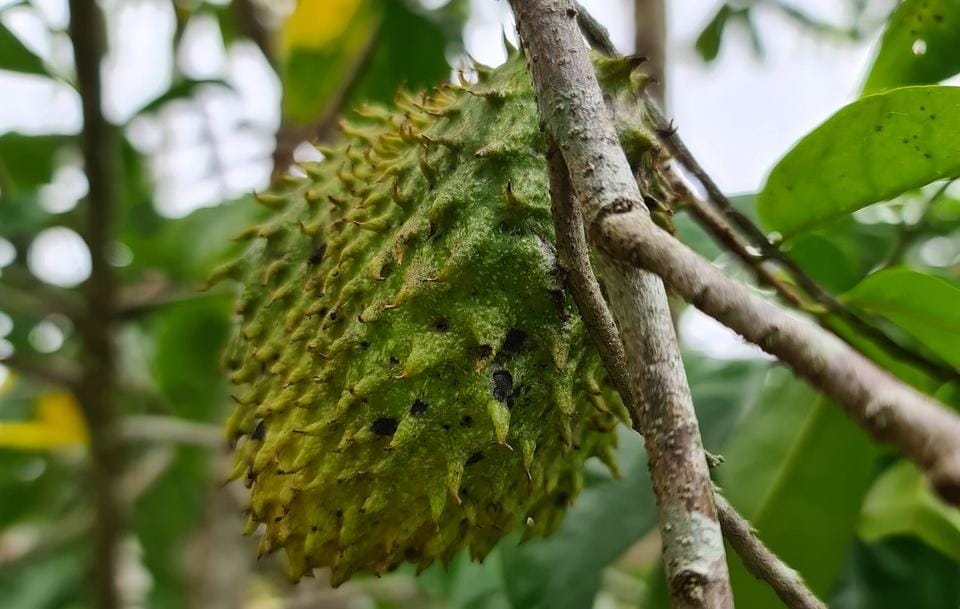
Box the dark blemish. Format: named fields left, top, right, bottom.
left=332, top=270, right=339, bottom=277
left=549, top=290, right=571, bottom=321
left=902, top=138, right=909, bottom=144
left=934, top=14, right=944, bottom=23
left=252, top=420, right=266, bottom=441
left=920, top=105, right=926, bottom=111
left=433, top=317, right=449, bottom=332
left=460, top=487, right=469, bottom=498
left=371, top=417, right=399, bottom=436
left=492, top=369, right=514, bottom=403
left=874, top=125, right=883, bottom=132
left=554, top=492, right=569, bottom=506
left=389, top=355, right=400, bottom=365
left=466, top=452, right=484, bottom=466
left=442, top=423, right=451, bottom=431
left=358, top=340, right=370, bottom=350
left=335, top=509, right=343, bottom=519
left=460, top=415, right=473, bottom=428
left=308, top=243, right=327, bottom=265
left=925, top=153, right=932, bottom=159
left=930, top=114, right=937, bottom=120
left=477, top=344, right=493, bottom=359
left=329, top=310, right=338, bottom=321
left=410, top=399, right=428, bottom=417
left=913, top=134, right=919, bottom=139
left=311, top=526, right=318, bottom=532
left=501, top=328, right=527, bottom=356
left=274, top=516, right=283, bottom=522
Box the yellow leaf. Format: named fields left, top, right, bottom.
left=281, top=0, right=364, bottom=52
left=0, top=390, right=88, bottom=451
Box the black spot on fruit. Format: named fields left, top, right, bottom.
left=252, top=419, right=266, bottom=441
left=491, top=369, right=514, bottom=403
left=410, top=399, right=428, bottom=417
left=460, top=415, right=473, bottom=428
left=308, top=243, right=327, bottom=265
left=500, top=328, right=527, bottom=357
left=371, top=417, right=399, bottom=436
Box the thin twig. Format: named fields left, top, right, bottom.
left=713, top=492, right=826, bottom=609
left=231, top=0, right=274, bottom=67
left=2, top=354, right=81, bottom=390
left=511, top=1, right=733, bottom=606
left=121, top=415, right=223, bottom=449
left=879, top=179, right=953, bottom=270
left=68, top=2, right=124, bottom=608
left=271, top=26, right=381, bottom=180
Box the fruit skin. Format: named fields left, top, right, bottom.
left=215, top=50, right=664, bottom=585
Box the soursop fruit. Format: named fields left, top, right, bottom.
left=215, top=50, right=668, bottom=585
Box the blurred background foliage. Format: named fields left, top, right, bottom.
left=0, top=0, right=958, bottom=608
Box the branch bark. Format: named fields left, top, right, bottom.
left=68, top=2, right=124, bottom=608
left=593, top=204, right=960, bottom=505
left=714, top=493, right=826, bottom=609
left=549, top=143, right=825, bottom=609
left=510, top=1, right=732, bottom=606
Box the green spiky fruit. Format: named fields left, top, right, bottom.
left=216, top=51, right=666, bottom=585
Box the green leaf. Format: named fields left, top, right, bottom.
left=758, top=86, right=960, bottom=237
left=0, top=133, right=67, bottom=194
left=719, top=370, right=879, bottom=607
left=146, top=296, right=233, bottom=419
left=843, top=268, right=960, bottom=368
left=830, top=537, right=960, bottom=609
left=695, top=4, right=733, bottom=62
left=859, top=460, right=960, bottom=560
left=0, top=23, right=46, bottom=76
left=784, top=216, right=898, bottom=293
left=863, top=0, right=960, bottom=95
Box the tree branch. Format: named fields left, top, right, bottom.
left=232, top=0, right=274, bottom=67
left=592, top=204, right=960, bottom=505
left=68, top=2, right=124, bottom=608
left=714, top=492, right=826, bottom=609
left=548, top=122, right=824, bottom=609
left=510, top=1, right=732, bottom=606
left=644, top=101, right=960, bottom=384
